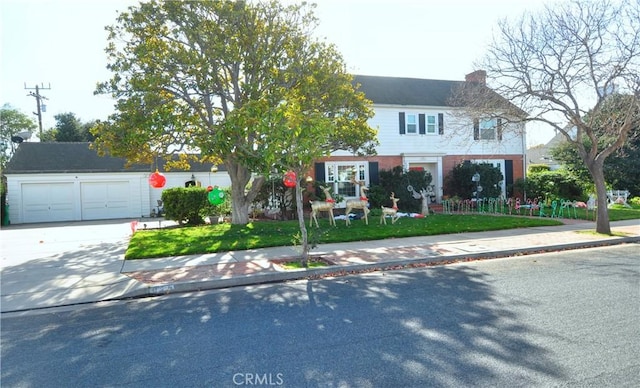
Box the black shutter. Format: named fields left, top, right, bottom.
left=438, top=113, right=444, bottom=135
left=473, top=118, right=480, bottom=140
left=399, top=112, right=406, bottom=135
left=505, top=160, right=514, bottom=197
left=314, top=163, right=325, bottom=182
left=368, top=162, right=379, bottom=185
left=418, top=114, right=426, bottom=135
left=497, top=118, right=503, bottom=141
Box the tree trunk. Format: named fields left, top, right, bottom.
left=294, top=179, right=309, bottom=268
left=226, top=160, right=265, bottom=225
left=589, top=163, right=612, bottom=235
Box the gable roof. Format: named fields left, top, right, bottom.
left=4, top=142, right=221, bottom=174
left=527, top=132, right=567, bottom=166
left=353, top=75, right=461, bottom=106
left=353, top=74, right=528, bottom=117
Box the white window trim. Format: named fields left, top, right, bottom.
left=324, top=161, right=369, bottom=207
left=405, top=113, right=418, bottom=134
left=479, top=118, right=497, bottom=140
left=426, top=114, right=437, bottom=134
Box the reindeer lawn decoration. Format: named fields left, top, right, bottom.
left=345, top=177, right=370, bottom=226
left=309, top=185, right=336, bottom=227
left=380, top=192, right=401, bottom=225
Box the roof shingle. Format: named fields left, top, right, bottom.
left=4, top=142, right=220, bottom=174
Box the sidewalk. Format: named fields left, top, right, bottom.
left=2, top=219, right=639, bottom=313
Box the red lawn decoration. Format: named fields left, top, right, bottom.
left=283, top=171, right=297, bottom=188
left=149, top=169, right=167, bottom=188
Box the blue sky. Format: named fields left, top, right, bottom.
left=0, top=0, right=553, bottom=146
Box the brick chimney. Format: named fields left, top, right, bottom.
left=465, top=70, right=486, bottom=85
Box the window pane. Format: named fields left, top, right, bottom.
left=480, top=119, right=496, bottom=140
left=326, top=165, right=335, bottom=182
left=338, top=181, right=356, bottom=197
left=480, top=128, right=495, bottom=139
left=427, top=115, right=436, bottom=133
left=407, top=114, right=417, bottom=133
left=338, top=165, right=355, bottom=181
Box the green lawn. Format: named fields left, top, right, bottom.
left=125, top=207, right=640, bottom=260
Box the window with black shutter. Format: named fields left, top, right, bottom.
left=473, top=118, right=480, bottom=140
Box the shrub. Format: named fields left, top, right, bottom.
left=366, top=185, right=388, bottom=210
left=444, top=162, right=503, bottom=199
left=161, top=187, right=209, bottom=225
left=377, top=166, right=432, bottom=213
left=629, top=196, right=640, bottom=207
left=515, top=169, right=584, bottom=201
left=528, top=164, right=551, bottom=174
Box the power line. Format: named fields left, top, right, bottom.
left=24, top=83, right=51, bottom=139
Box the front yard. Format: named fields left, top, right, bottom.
left=125, top=206, right=640, bottom=260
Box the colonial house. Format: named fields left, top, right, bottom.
left=315, top=71, right=527, bottom=205
left=3, top=71, right=526, bottom=224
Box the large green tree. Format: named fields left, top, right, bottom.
left=260, top=73, right=376, bottom=264
left=0, top=105, right=37, bottom=170
left=41, top=113, right=96, bottom=142
left=459, top=0, right=640, bottom=234
left=93, top=0, right=377, bottom=225
left=55, top=113, right=94, bottom=142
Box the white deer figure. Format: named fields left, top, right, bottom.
left=380, top=192, right=401, bottom=225
left=345, top=177, right=370, bottom=226
left=309, top=185, right=336, bottom=227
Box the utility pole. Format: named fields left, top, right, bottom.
left=25, top=83, right=51, bottom=139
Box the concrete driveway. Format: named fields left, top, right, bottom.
left=1, top=219, right=141, bottom=312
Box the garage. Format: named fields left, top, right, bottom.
left=21, top=183, right=75, bottom=223
left=81, top=181, right=131, bottom=220
left=4, top=142, right=229, bottom=224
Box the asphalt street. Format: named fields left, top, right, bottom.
left=1, top=244, right=639, bottom=387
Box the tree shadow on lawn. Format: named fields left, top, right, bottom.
left=2, top=263, right=568, bottom=387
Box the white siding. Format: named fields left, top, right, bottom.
left=4, top=170, right=235, bottom=224
left=362, top=105, right=526, bottom=156
left=5, top=173, right=144, bottom=224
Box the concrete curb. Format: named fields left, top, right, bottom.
left=118, top=235, right=640, bottom=300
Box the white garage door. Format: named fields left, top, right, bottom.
left=22, top=183, right=75, bottom=223
left=81, top=181, right=131, bottom=220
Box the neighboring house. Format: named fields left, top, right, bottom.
left=314, top=71, right=528, bottom=205
left=527, top=129, right=575, bottom=171
left=3, top=142, right=229, bottom=224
